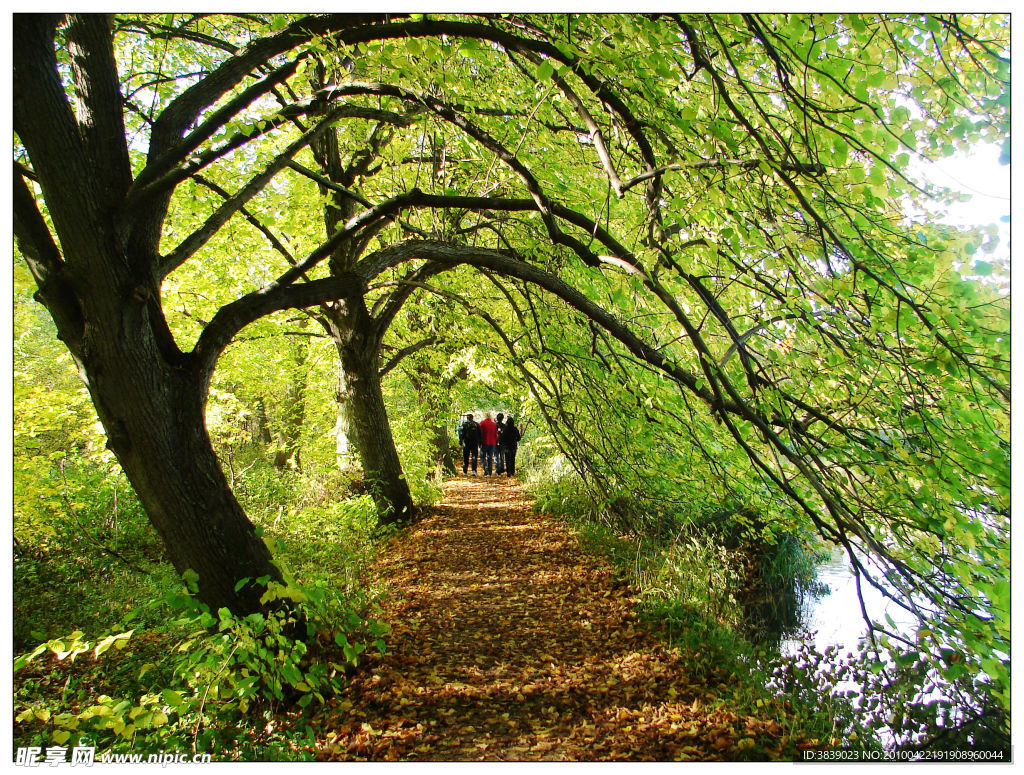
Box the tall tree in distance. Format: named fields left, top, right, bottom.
left=301, top=55, right=420, bottom=520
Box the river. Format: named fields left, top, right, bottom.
left=782, top=545, right=918, bottom=655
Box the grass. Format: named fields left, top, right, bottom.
left=522, top=461, right=1014, bottom=757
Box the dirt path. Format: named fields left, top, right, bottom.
left=317, top=475, right=795, bottom=761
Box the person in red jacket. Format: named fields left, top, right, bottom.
left=479, top=412, right=499, bottom=476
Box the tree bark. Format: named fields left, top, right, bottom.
left=86, top=350, right=285, bottom=613
left=430, top=424, right=457, bottom=477
left=334, top=379, right=354, bottom=468
left=305, top=59, right=415, bottom=517
left=320, top=300, right=416, bottom=525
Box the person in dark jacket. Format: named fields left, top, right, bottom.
left=458, top=413, right=481, bottom=475
left=501, top=415, right=521, bottom=476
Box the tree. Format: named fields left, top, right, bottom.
left=13, top=11, right=1009, bottom=710
left=299, top=55, right=420, bottom=518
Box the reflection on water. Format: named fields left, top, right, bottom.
left=769, top=546, right=1007, bottom=752
left=783, top=546, right=918, bottom=654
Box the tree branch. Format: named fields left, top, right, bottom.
left=12, top=165, right=64, bottom=284
left=130, top=56, right=303, bottom=197
left=379, top=336, right=438, bottom=378
left=192, top=174, right=297, bottom=266
left=355, top=240, right=716, bottom=401
left=145, top=14, right=400, bottom=168
left=620, top=157, right=826, bottom=193
left=191, top=272, right=365, bottom=385
left=159, top=103, right=356, bottom=277
left=64, top=14, right=134, bottom=205
left=506, top=47, right=626, bottom=196
left=13, top=15, right=112, bottom=268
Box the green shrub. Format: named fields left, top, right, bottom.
left=13, top=455, right=171, bottom=650
left=646, top=536, right=746, bottom=631
left=14, top=451, right=390, bottom=760
left=14, top=573, right=387, bottom=759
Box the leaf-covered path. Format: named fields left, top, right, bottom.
left=317, top=476, right=796, bottom=761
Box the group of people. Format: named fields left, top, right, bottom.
left=458, top=412, right=521, bottom=477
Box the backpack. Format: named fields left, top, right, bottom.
left=461, top=420, right=481, bottom=446
left=504, top=425, right=521, bottom=444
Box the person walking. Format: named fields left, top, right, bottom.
left=479, top=412, right=498, bottom=476
left=495, top=412, right=506, bottom=474
left=502, top=415, right=521, bottom=477
left=459, top=413, right=481, bottom=475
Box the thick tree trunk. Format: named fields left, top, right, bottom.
left=82, top=333, right=284, bottom=615
left=322, top=301, right=415, bottom=525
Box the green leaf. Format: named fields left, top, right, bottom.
left=14, top=644, right=47, bottom=672
left=181, top=569, right=200, bottom=592
left=161, top=689, right=184, bottom=709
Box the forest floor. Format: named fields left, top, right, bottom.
left=314, top=475, right=813, bottom=762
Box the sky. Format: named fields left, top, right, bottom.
left=914, top=142, right=1011, bottom=262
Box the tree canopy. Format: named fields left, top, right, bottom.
left=13, top=12, right=1010, bottom=710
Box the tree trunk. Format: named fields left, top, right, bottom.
left=334, top=388, right=353, bottom=468
left=81, top=332, right=284, bottom=615
left=407, top=366, right=465, bottom=477
left=430, top=423, right=457, bottom=477
left=13, top=14, right=285, bottom=617
left=249, top=398, right=273, bottom=449
left=322, top=300, right=415, bottom=525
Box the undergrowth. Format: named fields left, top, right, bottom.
left=522, top=460, right=856, bottom=752
left=13, top=455, right=388, bottom=761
